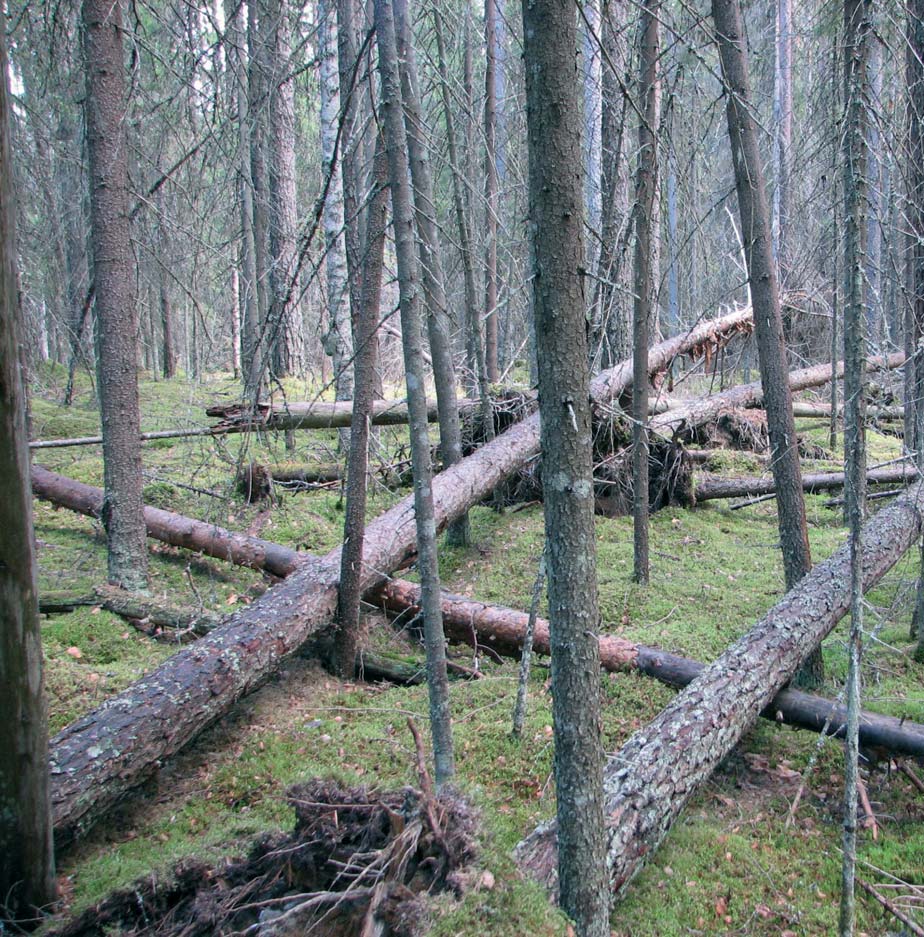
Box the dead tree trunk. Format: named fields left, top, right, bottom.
left=32, top=465, right=301, bottom=578
left=375, top=578, right=924, bottom=759
left=694, top=465, right=918, bottom=502
left=41, top=310, right=752, bottom=845
left=514, top=478, right=924, bottom=900
left=651, top=352, right=904, bottom=442
left=206, top=396, right=479, bottom=431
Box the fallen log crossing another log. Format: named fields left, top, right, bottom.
left=32, top=309, right=756, bottom=847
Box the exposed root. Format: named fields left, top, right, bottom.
left=50, top=782, right=479, bottom=937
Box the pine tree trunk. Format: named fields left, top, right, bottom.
left=0, top=27, right=55, bottom=919
left=522, top=0, right=608, bottom=931
left=712, top=0, right=815, bottom=681
left=336, top=134, right=389, bottom=677
left=374, top=0, right=455, bottom=786
left=632, top=0, right=659, bottom=585
left=394, top=0, right=470, bottom=547
left=319, top=0, right=353, bottom=444
left=82, top=0, right=148, bottom=592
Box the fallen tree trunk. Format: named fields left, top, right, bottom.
left=32, top=465, right=301, bottom=578
left=42, top=309, right=753, bottom=846
left=514, top=478, right=924, bottom=899
left=695, top=464, right=919, bottom=502
left=205, top=396, right=481, bottom=431
left=29, top=426, right=224, bottom=450
left=40, top=585, right=223, bottom=637
left=375, top=579, right=924, bottom=758
left=650, top=352, right=905, bottom=443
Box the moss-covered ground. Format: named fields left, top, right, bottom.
left=29, top=364, right=924, bottom=935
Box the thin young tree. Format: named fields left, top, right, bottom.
left=82, top=0, right=149, bottom=592
left=374, top=0, right=455, bottom=785
left=522, top=0, right=608, bottom=933
left=712, top=0, right=816, bottom=680
left=319, top=0, right=353, bottom=447
left=336, top=133, right=389, bottom=677
left=484, top=0, right=500, bottom=383
left=632, top=0, right=660, bottom=585
left=0, top=23, right=55, bottom=923
left=906, top=0, right=924, bottom=658
left=840, top=1, right=871, bottom=931
left=393, top=0, right=470, bottom=547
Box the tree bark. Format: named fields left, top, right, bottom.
left=0, top=24, right=55, bottom=918
left=694, top=465, right=916, bottom=502
left=650, top=352, right=904, bottom=443
left=376, top=578, right=924, bottom=759
left=42, top=309, right=752, bottom=845
left=82, top=0, right=149, bottom=592
left=32, top=464, right=301, bottom=578
left=336, top=133, right=389, bottom=677
left=840, top=1, right=872, bottom=927
left=374, top=0, right=455, bottom=786
left=264, top=0, right=300, bottom=377
left=319, top=0, right=353, bottom=443
left=523, top=0, right=608, bottom=931
left=484, top=0, right=500, bottom=383
left=515, top=478, right=924, bottom=900
left=712, top=0, right=812, bottom=602
left=394, top=0, right=470, bottom=546
left=632, top=0, right=659, bottom=584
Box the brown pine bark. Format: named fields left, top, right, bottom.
left=523, top=0, right=608, bottom=931
left=82, top=0, right=148, bottom=592
left=42, top=309, right=752, bottom=845
left=515, top=478, right=924, bottom=899
left=0, top=25, right=55, bottom=919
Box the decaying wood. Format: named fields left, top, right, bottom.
left=514, top=479, right=924, bottom=900
left=32, top=464, right=302, bottom=578
left=857, top=879, right=924, bottom=937
left=206, top=396, right=479, bottom=431
left=375, top=578, right=924, bottom=759
left=39, top=585, right=222, bottom=637
left=40, top=309, right=754, bottom=847
left=650, top=352, right=905, bottom=443
left=694, top=464, right=919, bottom=502
left=235, top=461, right=343, bottom=502
left=30, top=426, right=223, bottom=450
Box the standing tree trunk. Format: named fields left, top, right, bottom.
left=433, top=8, right=492, bottom=439
left=596, top=0, right=632, bottom=368
left=522, top=0, right=608, bottom=933
left=336, top=134, right=389, bottom=677
left=225, top=0, right=262, bottom=400
left=265, top=0, right=299, bottom=378
left=772, top=0, right=793, bottom=287
left=0, top=26, right=55, bottom=923
left=82, top=0, right=148, bottom=592
left=632, top=0, right=659, bottom=585
left=839, top=2, right=871, bottom=928
left=484, top=0, right=500, bottom=383
left=906, top=0, right=924, bottom=656
left=374, top=0, right=455, bottom=786
left=319, top=0, right=354, bottom=450
left=394, top=0, right=470, bottom=547
left=712, top=0, right=815, bottom=681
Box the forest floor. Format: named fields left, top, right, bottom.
left=28, top=361, right=924, bottom=936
